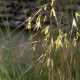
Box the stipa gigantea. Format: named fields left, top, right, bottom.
left=1, top=0, right=80, bottom=80
left=72, top=18, right=77, bottom=29
left=25, top=17, right=31, bottom=30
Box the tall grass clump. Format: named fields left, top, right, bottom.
left=0, top=0, right=80, bottom=80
